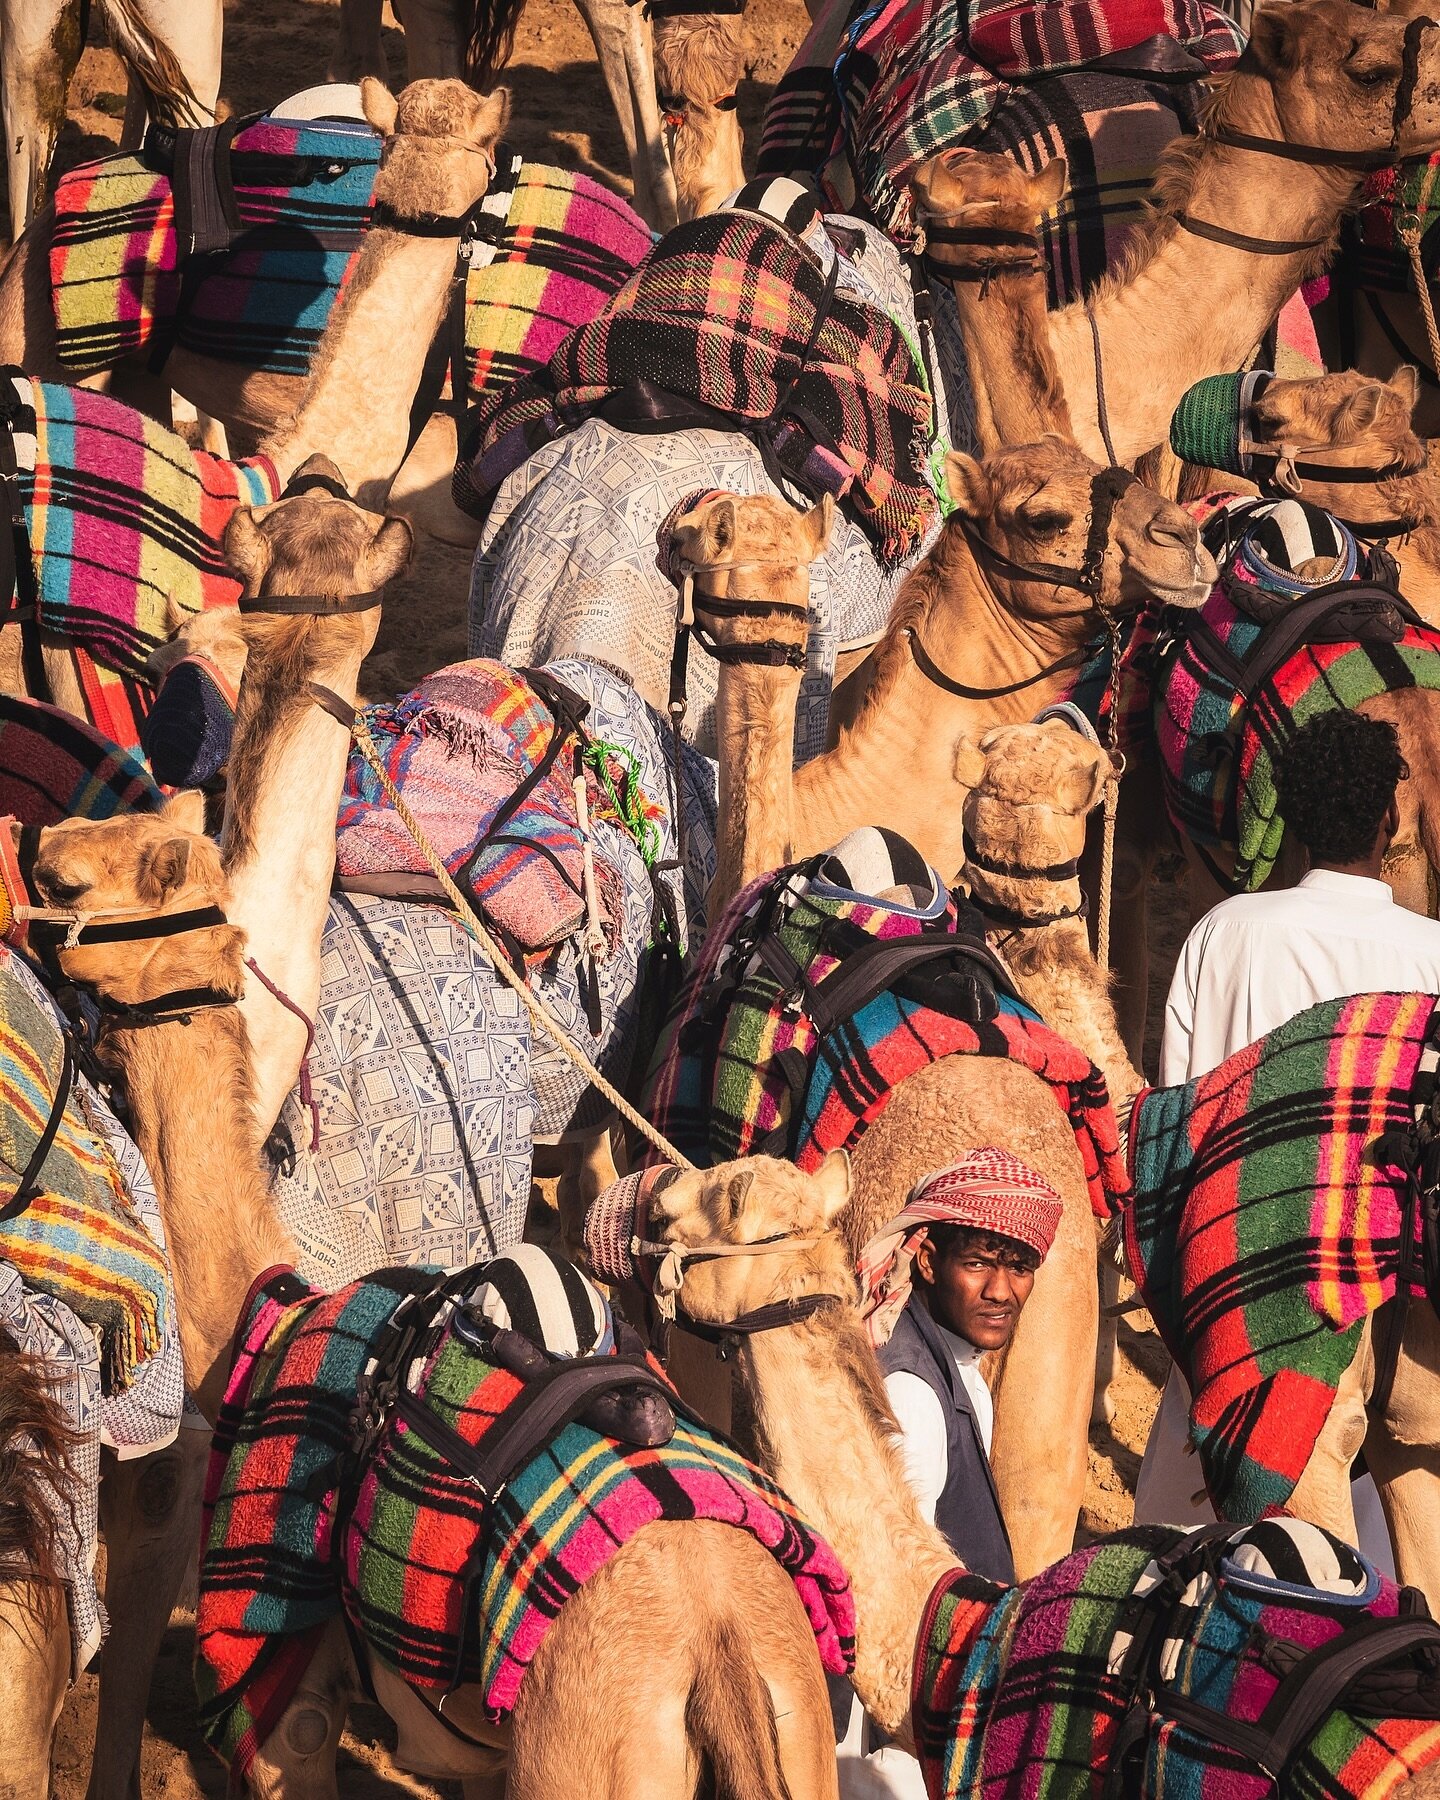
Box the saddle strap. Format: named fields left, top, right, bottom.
left=0, top=371, right=44, bottom=702
left=173, top=117, right=246, bottom=258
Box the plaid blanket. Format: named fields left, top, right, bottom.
left=26, top=379, right=278, bottom=691
left=1155, top=577, right=1440, bottom=889
left=641, top=858, right=1129, bottom=1218
left=335, top=660, right=663, bottom=955
left=50, top=122, right=649, bottom=394
left=1125, top=991, right=1440, bottom=1524
left=913, top=1521, right=1440, bottom=1798
left=1344, top=154, right=1440, bottom=299
left=457, top=209, right=936, bottom=569
left=198, top=1269, right=854, bottom=1778
left=0, top=697, right=161, bottom=825
left=756, top=0, right=1241, bottom=254
left=0, top=958, right=172, bottom=1393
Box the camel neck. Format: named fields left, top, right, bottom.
left=101, top=1004, right=294, bottom=1425
left=261, top=223, right=464, bottom=504
left=220, top=627, right=367, bottom=1138
left=711, top=654, right=804, bottom=913
left=797, top=531, right=1095, bottom=882
left=948, top=265, right=1074, bottom=450
left=1050, top=100, right=1358, bottom=463
left=740, top=1306, right=958, bottom=1739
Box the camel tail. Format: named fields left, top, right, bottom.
left=0, top=1335, right=78, bottom=1592
left=464, top=0, right=527, bottom=89
left=95, top=0, right=208, bottom=129
left=687, top=1620, right=794, bottom=1800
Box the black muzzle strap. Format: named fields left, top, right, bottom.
left=237, top=589, right=384, bottom=615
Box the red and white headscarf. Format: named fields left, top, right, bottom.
left=857, top=1146, right=1064, bottom=1347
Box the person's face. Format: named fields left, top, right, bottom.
left=915, top=1236, right=1037, bottom=1350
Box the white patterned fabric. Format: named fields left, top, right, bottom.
left=469, top=218, right=944, bottom=764
left=271, top=660, right=715, bottom=1287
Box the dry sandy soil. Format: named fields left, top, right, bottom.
left=12, top=6, right=1185, bottom=1790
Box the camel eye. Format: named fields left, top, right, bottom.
left=1348, top=62, right=1399, bottom=86
left=37, top=875, right=86, bottom=906
left=1019, top=507, right=1069, bottom=536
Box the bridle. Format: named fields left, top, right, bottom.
left=658, top=91, right=739, bottom=129
left=904, top=466, right=1137, bottom=703
left=962, top=831, right=1089, bottom=932
left=1174, top=16, right=1435, bottom=257
left=919, top=216, right=1044, bottom=296
left=366, top=143, right=499, bottom=237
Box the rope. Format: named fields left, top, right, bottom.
left=347, top=712, right=695, bottom=1171
left=1399, top=160, right=1440, bottom=376
left=1095, top=614, right=1127, bottom=973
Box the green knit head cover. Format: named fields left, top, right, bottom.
left=1169, top=369, right=1273, bottom=475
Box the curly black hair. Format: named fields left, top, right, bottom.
left=922, top=1223, right=1041, bottom=1275
left=1274, top=711, right=1409, bottom=867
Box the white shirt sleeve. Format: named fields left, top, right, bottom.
left=1159, top=921, right=1204, bottom=1087
left=883, top=1370, right=948, bottom=1526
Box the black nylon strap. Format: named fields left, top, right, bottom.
left=1175, top=212, right=1325, bottom=256
left=962, top=834, right=1081, bottom=882
left=0, top=1034, right=74, bottom=1222
left=60, top=904, right=229, bottom=947
left=1250, top=451, right=1427, bottom=486
left=280, top=470, right=356, bottom=502
left=1208, top=124, right=1394, bottom=170
left=236, top=588, right=384, bottom=615
left=174, top=117, right=245, bottom=257
left=98, top=985, right=238, bottom=1026
left=307, top=682, right=356, bottom=728
left=369, top=200, right=481, bottom=236
left=906, top=626, right=1089, bottom=697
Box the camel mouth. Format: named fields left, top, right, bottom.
left=1132, top=544, right=1218, bottom=608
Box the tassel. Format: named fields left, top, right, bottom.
left=573, top=766, right=609, bottom=963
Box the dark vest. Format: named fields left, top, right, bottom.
left=878, top=1297, right=1015, bottom=1584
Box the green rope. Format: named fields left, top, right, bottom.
left=582, top=738, right=661, bottom=869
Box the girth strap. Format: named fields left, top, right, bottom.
left=172, top=117, right=245, bottom=258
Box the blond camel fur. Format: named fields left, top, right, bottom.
left=653, top=14, right=751, bottom=219
left=34, top=837, right=838, bottom=1798
left=640, top=1149, right=1440, bottom=1773
left=988, top=0, right=1440, bottom=464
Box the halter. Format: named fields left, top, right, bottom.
left=920, top=220, right=1044, bottom=293
left=658, top=91, right=739, bottom=128
left=961, top=831, right=1090, bottom=930
left=235, top=471, right=389, bottom=617
left=366, top=145, right=499, bottom=237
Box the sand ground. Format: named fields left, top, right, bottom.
left=7, top=8, right=1183, bottom=1788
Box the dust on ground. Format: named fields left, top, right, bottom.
left=22, top=5, right=1180, bottom=1788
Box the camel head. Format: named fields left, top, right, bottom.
left=910, top=149, right=1068, bottom=246
left=962, top=718, right=1114, bottom=926
left=1245, top=366, right=1426, bottom=488
left=361, top=75, right=511, bottom=220
left=666, top=491, right=832, bottom=657
left=1234, top=0, right=1440, bottom=166
left=638, top=1151, right=858, bottom=1329
left=22, top=796, right=247, bottom=1014
left=943, top=438, right=1217, bottom=625
left=653, top=15, right=753, bottom=219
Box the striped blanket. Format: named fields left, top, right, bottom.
left=641, top=851, right=1129, bottom=1218
left=0, top=955, right=173, bottom=1392
left=1125, top=991, right=1440, bottom=1524
left=913, top=1520, right=1440, bottom=1798
left=198, top=1267, right=854, bottom=1778
left=49, top=121, right=650, bottom=395
left=756, top=0, right=1241, bottom=256
left=457, top=208, right=937, bottom=569
left=1154, top=573, right=1440, bottom=889
left=0, top=697, right=161, bottom=826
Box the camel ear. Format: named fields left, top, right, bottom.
left=1337, top=381, right=1389, bottom=435
left=952, top=734, right=988, bottom=790
left=1245, top=6, right=1299, bottom=75
left=474, top=86, right=512, bottom=147
left=138, top=836, right=192, bottom=905
left=358, top=516, right=415, bottom=591
left=703, top=496, right=739, bottom=558
left=801, top=493, right=835, bottom=562
left=360, top=78, right=399, bottom=138
left=909, top=154, right=954, bottom=215
left=164, top=595, right=188, bottom=638
left=1053, top=743, right=1111, bottom=816
left=943, top=451, right=990, bottom=519
left=1389, top=364, right=1421, bottom=415
left=1027, top=157, right=1067, bottom=213
left=812, top=1148, right=851, bottom=1224
left=224, top=509, right=272, bottom=589
left=161, top=790, right=207, bottom=834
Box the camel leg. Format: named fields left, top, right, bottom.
left=0, top=0, right=84, bottom=240
left=245, top=1619, right=355, bottom=1800
left=111, top=0, right=223, bottom=145
left=0, top=214, right=65, bottom=373
left=1286, top=1335, right=1370, bottom=1551
left=328, top=0, right=389, bottom=82
left=388, top=415, right=483, bottom=551
left=85, top=1433, right=207, bottom=1800
left=1092, top=1251, right=1121, bottom=1429
left=569, top=0, right=678, bottom=231
left=0, top=1577, right=68, bottom=1798
left=1366, top=1298, right=1440, bottom=1611
left=388, top=0, right=465, bottom=79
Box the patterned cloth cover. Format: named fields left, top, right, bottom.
left=913, top=1520, right=1440, bottom=1798
left=1154, top=552, right=1440, bottom=890
left=196, top=1265, right=855, bottom=1780
left=1344, top=154, right=1440, bottom=299
left=0, top=696, right=162, bottom=826
left=1125, top=990, right=1440, bottom=1524
left=457, top=208, right=937, bottom=570
left=468, top=212, right=940, bottom=765
left=756, top=0, right=1242, bottom=252
left=0, top=947, right=183, bottom=1668
left=48, top=117, right=650, bottom=394
left=271, top=660, right=714, bottom=1285
left=335, top=660, right=663, bottom=954
left=640, top=851, right=1130, bottom=1218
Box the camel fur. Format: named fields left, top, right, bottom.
left=654, top=13, right=752, bottom=219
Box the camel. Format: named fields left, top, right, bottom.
left=0, top=75, right=508, bottom=735
left=635, top=1149, right=1440, bottom=1780
left=653, top=12, right=750, bottom=219
left=33, top=825, right=840, bottom=1800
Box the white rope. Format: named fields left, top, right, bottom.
left=348, top=713, right=695, bottom=1171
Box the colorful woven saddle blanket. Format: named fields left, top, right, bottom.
left=914, top=1518, right=1440, bottom=1799
left=1154, top=548, right=1440, bottom=890
left=0, top=949, right=172, bottom=1393
left=755, top=0, right=1241, bottom=259
left=456, top=206, right=937, bottom=569
left=641, top=827, right=1130, bottom=1217
left=335, top=659, right=664, bottom=956
left=1343, top=154, right=1440, bottom=300
left=49, top=115, right=650, bottom=395
left=0, top=697, right=161, bottom=827
left=1126, top=990, right=1440, bottom=1524
left=197, top=1257, right=854, bottom=1779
